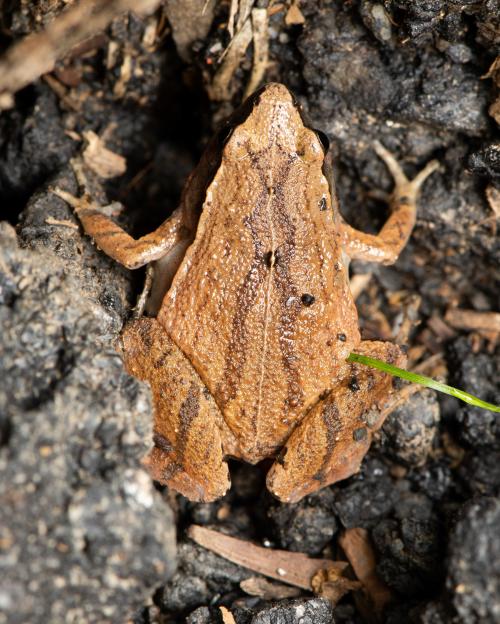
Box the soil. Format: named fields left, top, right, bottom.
left=0, top=2, right=499, bottom=624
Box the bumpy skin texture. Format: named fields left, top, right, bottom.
left=65, top=83, right=436, bottom=502
left=159, top=85, right=360, bottom=463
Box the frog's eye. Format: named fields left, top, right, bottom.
left=296, top=128, right=324, bottom=163
left=225, top=130, right=250, bottom=160
left=314, top=129, right=330, bottom=154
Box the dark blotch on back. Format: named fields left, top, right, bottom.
left=301, top=293, right=315, bottom=306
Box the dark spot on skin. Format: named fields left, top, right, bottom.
left=337, top=333, right=346, bottom=342
left=202, top=387, right=212, bottom=400
left=367, top=372, right=376, bottom=391
left=392, top=377, right=404, bottom=390
left=319, top=197, right=327, bottom=211
left=319, top=390, right=330, bottom=401
left=153, top=432, right=174, bottom=453
left=301, top=293, right=315, bottom=306
left=399, top=195, right=411, bottom=205
left=334, top=262, right=341, bottom=271
left=349, top=377, right=360, bottom=392
left=353, top=427, right=368, bottom=441
left=326, top=339, right=332, bottom=347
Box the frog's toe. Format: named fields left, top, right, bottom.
left=374, top=141, right=439, bottom=203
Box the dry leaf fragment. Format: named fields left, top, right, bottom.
left=188, top=525, right=348, bottom=590
left=338, top=528, right=392, bottom=617
left=311, top=567, right=362, bottom=605
left=82, top=131, right=127, bottom=179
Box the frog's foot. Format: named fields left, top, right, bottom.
left=373, top=141, right=439, bottom=206
left=341, top=144, right=439, bottom=265
left=266, top=341, right=405, bottom=503
left=119, top=317, right=230, bottom=502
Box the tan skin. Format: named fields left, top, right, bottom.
left=55, top=83, right=438, bottom=503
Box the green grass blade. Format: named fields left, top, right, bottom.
left=347, top=352, right=500, bottom=413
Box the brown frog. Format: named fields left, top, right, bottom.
left=56, top=83, right=438, bottom=502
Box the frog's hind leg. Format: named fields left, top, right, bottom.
left=119, top=317, right=231, bottom=502
left=340, top=143, right=439, bottom=265
left=267, top=341, right=405, bottom=503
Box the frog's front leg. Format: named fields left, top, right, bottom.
left=54, top=189, right=188, bottom=270
left=266, top=341, right=405, bottom=503
left=340, top=143, right=439, bottom=265
left=119, top=317, right=234, bottom=502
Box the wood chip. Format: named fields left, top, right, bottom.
left=82, top=131, right=127, bottom=179
left=285, top=1, right=306, bottom=26
left=219, top=606, right=237, bottom=624
left=444, top=309, right=500, bottom=334
left=188, top=525, right=348, bottom=590
left=338, top=528, right=392, bottom=617
left=0, top=0, right=161, bottom=108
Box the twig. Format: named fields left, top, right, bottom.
left=45, top=216, right=79, bottom=230
left=444, top=308, right=500, bottom=333
left=339, top=528, right=392, bottom=619
left=188, top=525, right=348, bottom=590
left=243, top=8, right=269, bottom=98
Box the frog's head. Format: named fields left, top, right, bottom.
left=223, top=83, right=327, bottom=167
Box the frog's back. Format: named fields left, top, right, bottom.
left=158, top=84, right=359, bottom=461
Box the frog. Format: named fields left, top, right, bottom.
left=55, top=83, right=438, bottom=502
